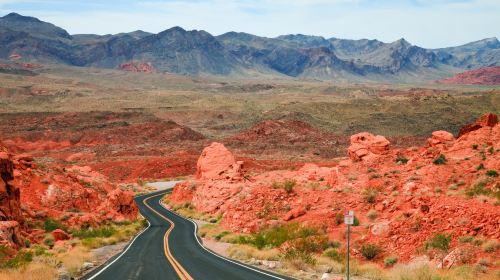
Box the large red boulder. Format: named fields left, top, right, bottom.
left=347, top=132, right=390, bottom=161
left=51, top=229, right=70, bottom=241
left=458, top=113, right=499, bottom=137
left=196, top=142, right=243, bottom=181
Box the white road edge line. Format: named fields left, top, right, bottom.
left=159, top=201, right=292, bottom=280
left=85, top=215, right=151, bottom=280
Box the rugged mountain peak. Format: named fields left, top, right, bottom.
left=0, top=12, right=71, bottom=39
left=2, top=12, right=40, bottom=22
left=159, top=26, right=187, bottom=35
left=390, top=38, right=412, bottom=49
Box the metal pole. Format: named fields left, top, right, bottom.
left=347, top=224, right=350, bottom=280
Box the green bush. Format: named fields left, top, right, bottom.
left=485, top=170, right=498, bottom=177
left=72, top=226, right=117, bottom=239
left=241, top=223, right=323, bottom=250
left=476, top=163, right=485, bottom=170
left=43, top=218, right=66, bottom=232
left=283, top=179, right=296, bottom=193
left=360, top=243, right=381, bottom=260
left=395, top=155, right=409, bottom=164
left=426, top=233, right=451, bottom=252
left=433, top=154, right=447, bottom=165
left=43, top=236, right=55, bottom=248
left=323, top=248, right=342, bottom=262
left=472, top=144, right=478, bottom=150
left=384, top=256, right=398, bottom=267
left=353, top=215, right=360, bottom=226
left=0, top=250, right=32, bottom=268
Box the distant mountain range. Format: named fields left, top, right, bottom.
left=1, top=12, right=499, bottom=82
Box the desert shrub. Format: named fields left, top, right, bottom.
left=459, top=235, right=474, bottom=244
left=426, top=233, right=451, bottom=268
left=271, top=181, right=280, bottom=189
left=384, top=256, right=398, bottom=267
left=395, top=155, right=409, bottom=164
left=476, top=163, right=485, bottom=170
left=43, top=236, right=55, bottom=248
left=472, top=144, right=478, bottom=150
left=283, top=179, right=296, bottom=193
left=360, top=243, right=381, bottom=260
left=466, top=181, right=500, bottom=200
left=72, top=226, right=116, bottom=239
left=362, top=188, right=378, bottom=204
left=367, top=209, right=377, bottom=221
left=335, top=212, right=343, bottom=225
left=353, top=216, right=360, bottom=226
left=324, top=248, right=343, bottom=262
left=282, top=236, right=328, bottom=266
left=391, top=191, right=399, bottom=196
left=215, top=231, right=230, bottom=241
left=0, top=250, right=32, bottom=268
left=485, top=170, right=498, bottom=177
left=241, top=223, right=325, bottom=251
left=482, top=239, right=499, bottom=253
left=328, top=240, right=341, bottom=248
left=43, top=218, right=66, bottom=232
left=433, top=154, right=447, bottom=165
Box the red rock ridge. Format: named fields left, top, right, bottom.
left=119, top=61, right=156, bottom=73
left=437, top=66, right=500, bottom=85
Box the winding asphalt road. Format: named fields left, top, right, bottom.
left=82, top=188, right=295, bottom=280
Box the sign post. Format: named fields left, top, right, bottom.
left=344, top=210, right=354, bottom=280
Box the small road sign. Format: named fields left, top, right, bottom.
left=344, top=210, right=354, bottom=225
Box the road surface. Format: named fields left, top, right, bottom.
left=82, top=188, right=294, bottom=280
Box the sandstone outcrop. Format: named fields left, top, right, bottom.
left=437, top=66, right=500, bottom=85
left=0, top=146, right=25, bottom=248
left=458, top=113, right=498, bottom=137
left=171, top=113, right=500, bottom=265
left=347, top=132, right=390, bottom=161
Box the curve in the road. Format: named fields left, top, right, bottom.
left=83, top=189, right=295, bottom=280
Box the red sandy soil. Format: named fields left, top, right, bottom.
left=437, top=66, right=500, bottom=85
left=0, top=112, right=205, bottom=183
left=171, top=113, right=500, bottom=266
left=119, top=61, right=156, bottom=73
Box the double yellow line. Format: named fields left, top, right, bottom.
left=143, top=193, right=194, bottom=280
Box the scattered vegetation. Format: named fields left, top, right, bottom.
left=482, top=239, right=499, bottom=253
left=433, top=154, right=447, bottom=165
left=367, top=209, right=378, bottom=221
left=283, top=179, right=296, bottom=194
left=426, top=233, right=452, bottom=268
left=485, top=170, right=498, bottom=177
left=360, top=243, right=381, bottom=260
left=362, top=188, right=378, bottom=204
left=395, top=155, right=409, bottom=164
left=43, top=218, right=66, bottom=232
left=384, top=256, right=398, bottom=267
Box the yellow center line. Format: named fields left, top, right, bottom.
left=143, top=194, right=194, bottom=280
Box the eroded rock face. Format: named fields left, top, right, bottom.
left=458, top=113, right=499, bottom=137
left=347, top=132, right=390, bottom=161
left=196, top=142, right=243, bottom=181
left=0, top=147, right=25, bottom=248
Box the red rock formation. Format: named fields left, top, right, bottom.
left=171, top=113, right=500, bottom=264
left=0, top=146, right=25, bottom=248
left=51, top=229, right=70, bottom=241
left=119, top=61, right=156, bottom=73
left=196, top=142, right=243, bottom=181
left=437, top=66, right=500, bottom=85
left=458, top=113, right=499, bottom=137
left=347, top=132, right=390, bottom=161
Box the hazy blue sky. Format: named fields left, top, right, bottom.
left=0, top=0, right=498, bottom=48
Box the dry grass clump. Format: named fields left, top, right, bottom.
left=227, top=244, right=280, bottom=261
left=0, top=261, right=58, bottom=280
left=59, top=245, right=91, bottom=276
